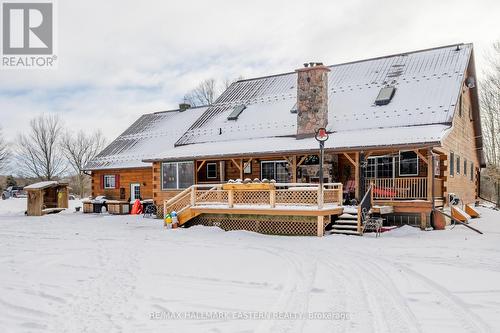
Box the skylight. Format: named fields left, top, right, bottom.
left=227, top=105, right=246, bottom=120
left=375, top=86, right=396, bottom=105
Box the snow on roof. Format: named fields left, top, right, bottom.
left=152, top=43, right=471, bottom=160
left=85, top=106, right=208, bottom=170
left=145, top=124, right=449, bottom=161
left=24, top=181, right=59, bottom=190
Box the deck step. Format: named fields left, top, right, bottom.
left=334, top=219, right=358, bottom=225
left=331, top=224, right=358, bottom=230
left=338, top=213, right=358, bottom=220
left=330, top=229, right=361, bottom=235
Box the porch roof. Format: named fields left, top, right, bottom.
left=144, top=124, right=448, bottom=161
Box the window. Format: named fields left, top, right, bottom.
left=261, top=161, right=289, bottom=182
left=470, top=162, right=474, bottom=181
left=161, top=161, right=194, bottom=189
left=206, top=163, right=217, bottom=179
left=464, top=159, right=467, bottom=176
left=227, top=105, right=246, bottom=120
left=375, top=86, right=396, bottom=105
left=244, top=161, right=252, bottom=174
left=399, top=151, right=419, bottom=176
left=365, top=156, right=394, bottom=178
left=450, top=152, right=454, bottom=177
left=459, top=94, right=463, bottom=117
left=104, top=175, right=116, bottom=189
left=456, top=156, right=461, bottom=174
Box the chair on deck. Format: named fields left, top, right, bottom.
left=343, top=180, right=356, bottom=203
left=361, top=208, right=383, bottom=237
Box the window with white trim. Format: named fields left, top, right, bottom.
left=456, top=156, right=461, bottom=174
left=104, top=175, right=116, bottom=189
left=260, top=161, right=289, bottom=182
left=399, top=151, right=419, bottom=176
left=206, top=162, right=217, bottom=179
left=161, top=161, right=194, bottom=190
left=365, top=156, right=394, bottom=178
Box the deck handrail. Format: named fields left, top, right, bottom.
left=163, top=182, right=343, bottom=216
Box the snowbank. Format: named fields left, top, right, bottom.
left=0, top=200, right=499, bottom=332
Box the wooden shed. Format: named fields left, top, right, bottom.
left=25, top=181, right=69, bottom=216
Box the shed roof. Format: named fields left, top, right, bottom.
left=25, top=181, right=61, bottom=190
left=150, top=43, right=473, bottom=160
left=85, top=106, right=208, bottom=170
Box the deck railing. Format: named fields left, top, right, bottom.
left=367, top=177, right=427, bottom=200
left=164, top=183, right=343, bottom=215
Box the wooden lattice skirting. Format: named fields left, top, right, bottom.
left=185, top=213, right=329, bottom=236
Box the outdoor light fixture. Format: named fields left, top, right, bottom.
left=315, top=127, right=329, bottom=208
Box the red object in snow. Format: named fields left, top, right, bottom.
left=131, top=199, right=143, bottom=215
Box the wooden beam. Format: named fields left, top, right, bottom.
left=297, top=156, right=307, bottom=167
left=231, top=159, right=242, bottom=171
left=196, top=160, right=207, bottom=172
left=239, top=158, right=244, bottom=180
left=414, top=150, right=429, bottom=165
left=343, top=153, right=356, bottom=167
left=292, top=155, right=297, bottom=183
left=355, top=152, right=360, bottom=200
left=427, top=151, right=433, bottom=201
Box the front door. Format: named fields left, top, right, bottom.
left=130, top=183, right=141, bottom=202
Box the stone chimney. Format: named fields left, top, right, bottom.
left=296, top=62, right=330, bottom=138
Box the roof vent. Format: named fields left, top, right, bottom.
left=227, top=104, right=246, bottom=120
left=290, top=103, right=297, bottom=113
left=375, top=86, right=396, bottom=106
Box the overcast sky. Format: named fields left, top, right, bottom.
left=0, top=0, right=499, bottom=142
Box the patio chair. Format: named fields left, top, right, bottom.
left=361, top=208, right=383, bottom=237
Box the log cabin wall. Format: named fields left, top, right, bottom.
left=91, top=167, right=153, bottom=201
left=441, top=69, right=481, bottom=204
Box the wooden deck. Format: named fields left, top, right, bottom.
left=164, top=182, right=344, bottom=236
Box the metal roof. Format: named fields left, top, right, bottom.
left=85, top=106, right=208, bottom=170
left=173, top=44, right=473, bottom=152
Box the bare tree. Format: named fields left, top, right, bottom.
left=183, top=76, right=244, bottom=107
left=61, top=130, right=106, bottom=197
left=0, top=128, right=8, bottom=172
left=480, top=40, right=500, bottom=205
left=16, top=114, right=66, bottom=180
left=183, top=78, right=217, bottom=106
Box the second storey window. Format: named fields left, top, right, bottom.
left=399, top=151, right=419, bottom=176
left=457, top=156, right=461, bottom=174
left=161, top=161, right=194, bottom=190
left=104, top=175, right=116, bottom=189
left=450, top=152, right=454, bottom=177
left=206, top=163, right=217, bottom=179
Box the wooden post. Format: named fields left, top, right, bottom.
left=317, top=186, right=324, bottom=209
left=228, top=189, right=234, bottom=208
left=355, top=152, right=360, bottom=200
left=427, top=151, right=433, bottom=202
left=239, top=158, right=244, bottom=180
left=292, top=155, right=297, bottom=183
left=190, top=186, right=195, bottom=206
left=270, top=188, right=276, bottom=208
left=317, top=215, right=324, bottom=237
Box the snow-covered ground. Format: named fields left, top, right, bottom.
left=0, top=199, right=499, bottom=333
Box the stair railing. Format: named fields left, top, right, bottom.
left=357, top=183, right=373, bottom=233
